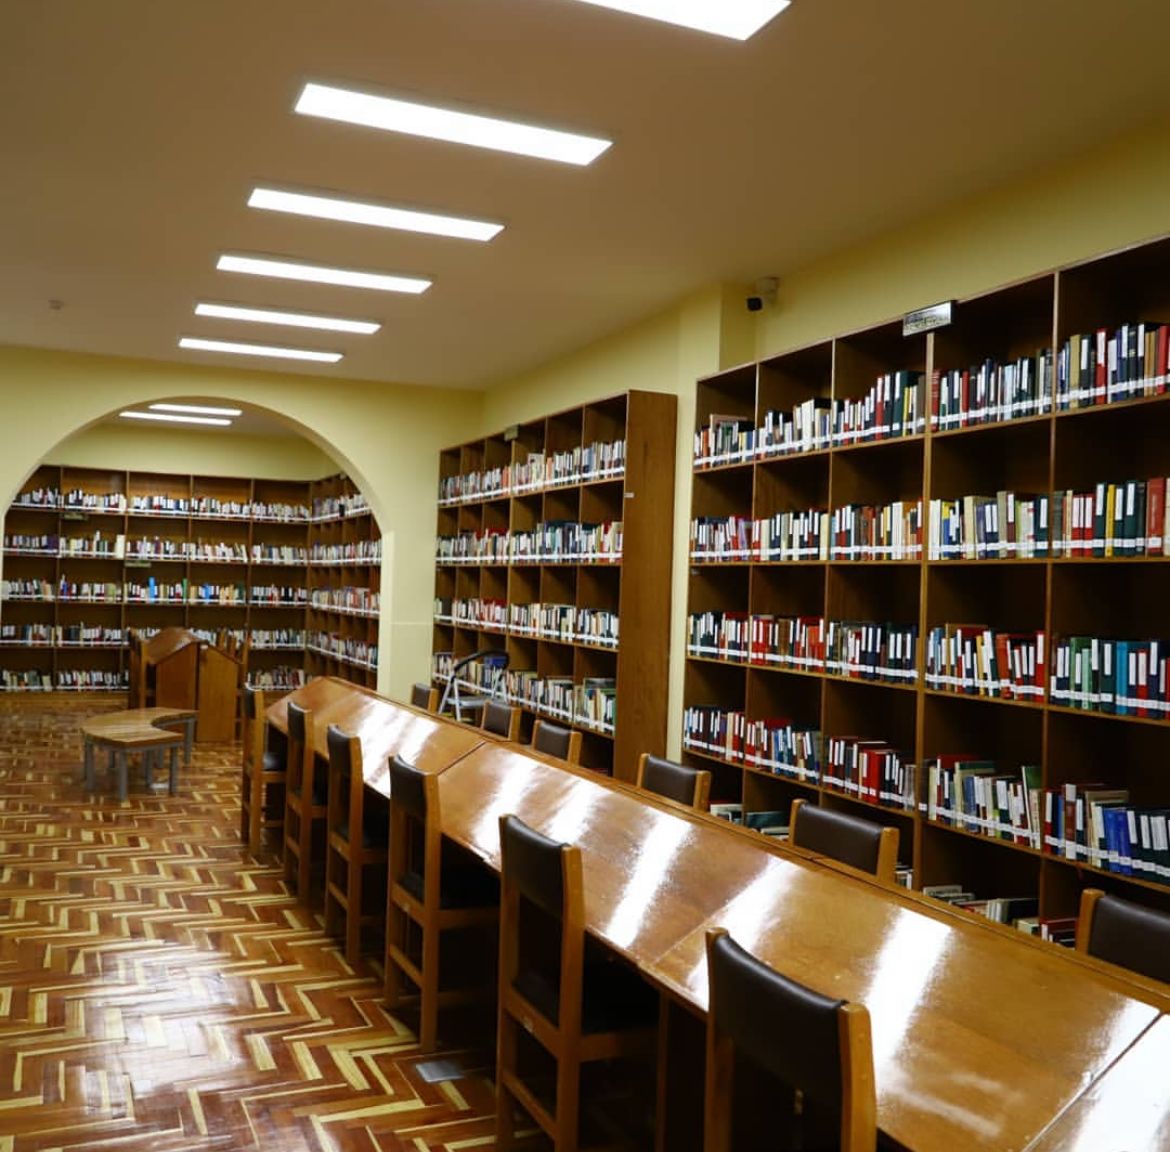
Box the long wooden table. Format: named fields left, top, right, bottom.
left=267, top=679, right=1170, bottom=1152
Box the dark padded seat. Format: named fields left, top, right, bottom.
left=1079, top=888, right=1170, bottom=984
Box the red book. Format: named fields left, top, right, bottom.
left=1148, top=477, right=1166, bottom=556
left=1158, top=325, right=1170, bottom=391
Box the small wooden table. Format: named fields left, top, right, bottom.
left=81, top=708, right=196, bottom=800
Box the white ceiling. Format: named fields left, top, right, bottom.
left=3, top=0, right=1170, bottom=391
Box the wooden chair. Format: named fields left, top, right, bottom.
left=1076, top=888, right=1170, bottom=984
left=282, top=701, right=326, bottom=901
left=410, top=682, right=439, bottom=712
left=482, top=698, right=522, bottom=741
left=704, top=928, right=876, bottom=1152
left=324, top=725, right=389, bottom=964
left=239, top=685, right=286, bottom=851
left=531, top=719, right=582, bottom=765
left=385, top=753, right=499, bottom=1051
left=789, top=798, right=898, bottom=885
left=635, top=752, right=711, bottom=811
left=496, top=813, right=657, bottom=1151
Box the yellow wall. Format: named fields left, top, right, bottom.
left=0, top=345, right=482, bottom=700
left=52, top=423, right=337, bottom=480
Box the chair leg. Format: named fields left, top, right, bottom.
left=554, top=1053, right=581, bottom=1152
left=495, top=1013, right=519, bottom=1151
left=298, top=818, right=312, bottom=905
left=419, top=914, right=439, bottom=1052
left=385, top=907, right=404, bottom=1009
left=346, top=859, right=362, bottom=964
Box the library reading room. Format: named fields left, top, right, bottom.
left=4, top=3, right=1170, bottom=1149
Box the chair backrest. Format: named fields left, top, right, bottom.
left=705, top=928, right=876, bottom=1152
left=1076, top=888, right=1170, bottom=984
left=482, top=699, right=521, bottom=740
left=531, top=720, right=582, bottom=764
left=389, top=753, right=440, bottom=901
left=499, top=813, right=583, bottom=1031
left=286, top=701, right=312, bottom=796
left=410, top=682, right=438, bottom=712
left=326, top=724, right=360, bottom=839
left=789, top=798, right=898, bottom=884
left=636, top=753, right=711, bottom=810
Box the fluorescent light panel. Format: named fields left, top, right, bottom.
left=149, top=402, right=243, bottom=417
left=120, top=411, right=232, bottom=427
left=195, top=302, right=380, bottom=335
left=570, top=0, right=790, bottom=39
left=295, top=82, right=611, bottom=166
left=248, top=187, right=502, bottom=242
left=217, top=253, right=430, bottom=295
left=178, top=336, right=342, bottom=364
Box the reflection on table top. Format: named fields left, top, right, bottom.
left=1023, top=1014, right=1170, bottom=1151
left=265, top=678, right=1170, bottom=1152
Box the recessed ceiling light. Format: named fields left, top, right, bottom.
left=195, top=302, right=381, bottom=335
left=178, top=336, right=342, bottom=363
left=248, top=187, right=503, bottom=243
left=149, top=402, right=244, bottom=417
left=217, top=253, right=430, bottom=294
left=120, top=411, right=233, bottom=427
left=570, top=0, right=790, bottom=39
left=295, top=82, right=611, bottom=167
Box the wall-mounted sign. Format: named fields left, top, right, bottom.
left=903, top=300, right=954, bottom=336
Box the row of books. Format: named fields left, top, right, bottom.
left=1050, top=478, right=1170, bottom=558
left=1050, top=636, right=1170, bottom=717
left=308, top=540, right=382, bottom=566
left=927, top=493, right=1050, bottom=559
left=0, top=669, right=129, bottom=691
left=311, top=493, right=370, bottom=520
left=249, top=629, right=308, bottom=650
left=923, top=886, right=1043, bottom=933
left=439, top=440, right=627, bottom=505
left=1057, top=322, right=1170, bottom=410
left=694, top=372, right=926, bottom=467
left=435, top=522, right=623, bottom=564
left=434, top=598, right=620, bottom=647
left=431, top=657, right=617, bottom=733
left=925, top=758, right=1041, bottom=846
left=932, top=351, right=1054, bottom=430
left=687, top=614, right=918, bottom=684
left=307, top=632, right=378, bottom=669
left=247, top=666, right=308, bottom=690
left=2, top=578, right=316, bottom=606
left=682, top=709, right=914, bottom=809
left=0, top=624, right=126, bottom=645
left=924, top=626, right=1045, bottom=701
left=689, top=504, right=924, bottom=563
left=1044, top=785, right=1170, bottom=884
left=309, top=587, right=380, bottom=616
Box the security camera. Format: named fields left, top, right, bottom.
left=746, top=275, right=779, bottom=314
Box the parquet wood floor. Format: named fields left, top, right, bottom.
left=0, top=695, right=548, bottom=1152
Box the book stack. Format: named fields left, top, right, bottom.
left=824, top=738, right=915, bottom=810
left=824, top=620, right=918, bottom=684
left=927, top=492, right=1050, bottom=559
left=1057, top=321, right=1170, bottom=410
left=925, top=625, right=1045, bottom=700
left=1051, top=476, right=1168, bottom=557
left=924, top=758, right=1041, bottom=847
left=743, top=716, right=822, bottom=783
left=682, top=705, right=745, bottom=763
left=932, top=350, right=1053, bottom=429
left=1050, top=635, right=1168, bottom=717
left=829, top=500, right=923, bottom=561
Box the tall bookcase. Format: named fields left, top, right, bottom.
left=0, top=467, right=380, bottom=692
left=432, top=390, right=676, bottom=780
left=684, top=233, right=1170, bottom=928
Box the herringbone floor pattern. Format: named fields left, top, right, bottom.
left=0, top=694, right=542, bottom=1152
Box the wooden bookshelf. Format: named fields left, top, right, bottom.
left=1, top=467, right=380, bottom=693
left=431, top=390, right=676, bottom=779
left=683, top=232, right=1170, bottom=931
